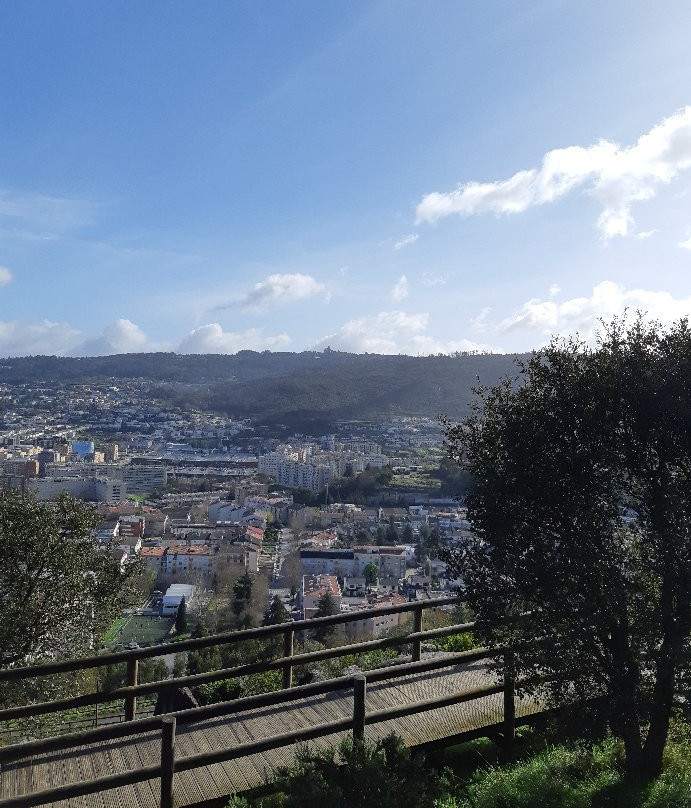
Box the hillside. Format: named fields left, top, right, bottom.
left=1, top=350, right=527, bottom=427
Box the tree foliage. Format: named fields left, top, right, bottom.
left=0, top=490, right=140, bottom=668
left=442, top=317, right=691, bottom=781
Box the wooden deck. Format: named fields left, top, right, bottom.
left=0, top=659, right=542, bottom=808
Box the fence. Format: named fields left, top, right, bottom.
left=0, top=596, right=517, bottom=808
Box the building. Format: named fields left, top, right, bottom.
left=301, top=574, right=342, bottom=619
left=162, top=583, right=196, bottom=615
left=140, top=540, right=258, bottom=586
left=117, top=464, right=167, bottom=496
left=27, top=475, right=126, bottom=502
left=72, top=440, right=95, bottom=459
left=299, top=546, right=407, bottom=580
left=342, top=593, right=409, bottom=639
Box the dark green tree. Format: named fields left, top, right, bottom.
left=442, top=317, right=691, bottom=782
left=375, top=525, right=387, bottom=545
left=363, top=562, right=379, bottom=586
left=314, top=591, right=339, bottom=644
left=175, top=597, right=188, bottom=633
left=0, top=490, right=140, bottom=668
left=402, top=523, right=414, bottom=543
left=263, top=595, right=289, bottom=626
left=385, top=516, right=399, bottom=544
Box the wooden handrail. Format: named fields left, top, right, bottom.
left=0, top=618, right=474, bottom=724
left=0, top=596, right=460, bottom=682
left=0, top=665, right=518, bottom=808
left=0, top=646, right=493, bottom=765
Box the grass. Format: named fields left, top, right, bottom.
left=109, top=615, right=174, bottom=647
left=103, top=616, right=127, bottom=645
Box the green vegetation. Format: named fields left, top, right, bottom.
left=442, top=317, right=691, bottom=781
left=226, top=734, right=456, bottom=808
left=0, top=351, right=522, bottom=428
left=225, top=730, right=691, bottom=808
left=0, top=490, right=141, bottom=673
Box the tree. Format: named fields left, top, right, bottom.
left=263, top=595, right=290, bottom=626
left=0, top=490, right=140, bottom=669
left=402, top=523, right=414, bottom=543
left=175, top=597, right=188, bottom=633
left=363, top=562, right=379, bottom=586
left=441, top=317, right=691, bottom=781
left=385, top=516, right=399, bottom=544
left=314, top=591, right=339, bottom=644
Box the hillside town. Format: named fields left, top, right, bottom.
left=0, top=378, right=466, bottom=650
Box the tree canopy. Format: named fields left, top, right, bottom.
left=0, top=490, right=140, bottom=668
left=442, top=317, right=691, bottom=781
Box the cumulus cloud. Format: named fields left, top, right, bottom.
left=178, top=323, right=290, bottom=354
left=636, top=229, right=659, bottom=240
left=500, top=280, right=691, bottom=341
left=393, top=233, right=419, bottom=250
left=315, top=310, right=493, bottom=355
left=549, top=284, right=561, bottom=297
left=679, top=236, right=691, bottom=250
left=416, top=106, right=691, bottom=238
left=390, top=275, right=409, bottom=301
left=0, top=320, right=82, bottom=357
left=0, top=266, right=12, bottom=287
left=224, top=273, right=328, bottom=311
left=75, top=319, right=168, bottom=356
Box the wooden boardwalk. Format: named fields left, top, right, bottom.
left=0, top=659, right=542, bottom=808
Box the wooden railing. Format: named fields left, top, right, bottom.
left=0, top=597, right=519, bottom=808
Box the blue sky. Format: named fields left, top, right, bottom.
left=0, top=0, right=690, bottom=356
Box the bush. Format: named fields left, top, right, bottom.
left=434, top=633, right=474, bottom=653
left=269, top=734, right=454, bottom=808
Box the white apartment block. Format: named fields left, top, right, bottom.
left=27, top=476, right=127, bottom=502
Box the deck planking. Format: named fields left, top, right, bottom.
left=0, top=660, right=542, bottom=808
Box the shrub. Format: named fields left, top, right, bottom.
left=270, top=733, right=454, bottom=808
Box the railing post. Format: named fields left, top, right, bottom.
left=352, top=674, right=367, bottom=740
left=502, top=651, right=516, bottom=763
left=160, top=715, right=176, bottom=808
left=412, top=604, right=423, bottom=662
left=282, top=626, right=294, bottom=689
left=125, top=658, right=139, bottom=722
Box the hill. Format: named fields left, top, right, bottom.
left=0, top=350, right=527, bottom=428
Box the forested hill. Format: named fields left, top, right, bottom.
left=0, top=351, right=527, bottom=427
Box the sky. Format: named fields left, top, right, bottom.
left=0, top=0, right=690, bottom=357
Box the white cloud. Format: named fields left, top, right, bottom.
left=0, top=320, right=82, bottom=357
left=549, top=284, right=561, bottom=297
left=393, top=233, right=419, bottom=250
left=225, top=273, right=328, bottom=311
left=178, top=323, right=291, bottom=354
left=500, top=280, right=691, bottom=341
left=0, top=266, right=12, bottom=287
left=0, top=189, right=97, bottom=233
left=416, top=106, right=691, bottom=238
left=390, top=275, right=409, bottom=301
left=75, top=319, right=168, bottom=356
left=679, top=236, right=691, bottom=250
left=470, top=307, right=492, bottom=331
left=636, top=229, right=659, bottom=240
left=315, top=310, right=494, bottom=355
left=421, top=272, right=447, bottom=287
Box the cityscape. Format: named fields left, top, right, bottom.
left=1, top=3, right=690, bottom=808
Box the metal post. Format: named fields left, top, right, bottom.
left=412, top=604, right=423, bottom=662
left=502, top=651, right=516, bottom=763
left=125, top=658, right=139, bottom=722
left=352, top=674, right=367, bottom=740
left=282, top=627, right=294, bottom=689
left=160, top=715, right=176, bottom=808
